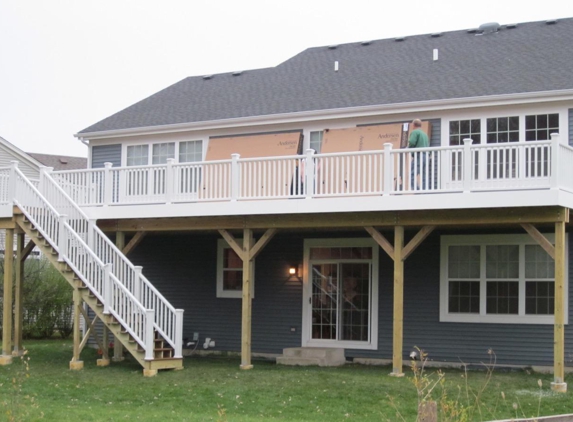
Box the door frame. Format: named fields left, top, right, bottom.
left=302, top=238, right=379, bottom=350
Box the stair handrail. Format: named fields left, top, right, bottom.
left=38, top=165, right=183, bottom=355
left=60, top=221, right=151, bottom=354
left=10, top=163, right=180, bottom=357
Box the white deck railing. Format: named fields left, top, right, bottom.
left=51, top=134, right=570, bottom=207
left=5, top=164, right=183, bottom=359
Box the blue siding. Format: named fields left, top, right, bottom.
left=91, top=144, right=121, bottom=168
left=128, top=230, right=572, bottom=366
left=428, top=118, right=441, bottom=146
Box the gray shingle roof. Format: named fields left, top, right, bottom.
left=79, top=18, right=573, bottom=135
left=27, top=153, right=87, bottom=170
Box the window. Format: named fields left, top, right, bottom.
left=525, top=114, right=559, bottom=141
left=309, top=131, right=324, bottom=153
left=440, top=234, right=567, bottom=324
left=449, top=120, right=481, bottom=145
left=303, top=238, right=379, bottom=350
left=179, top=140, right=203, bottom=163
left=486, top=116, right=519, bottom=143
left=178, top=140, right=203, bottom=194
left=126, top=145, right=149, bottom=166
left=152, top=143, right=175, bottom=164
left=216, top=239, right=254, bottom=298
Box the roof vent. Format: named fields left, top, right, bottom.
left=545, top=19, right=557, bottom=25
left=430, top=32, right=442, bottom=38
left=506, top=23, right=518, bottom=29
left=202, top=75, right=213, bottom=80
left=232, top=71, right=243, bottom=76
left=360, top=41, right=371, bottom=46
left=327, top=45, right=338, bottom=50
left=59, top=158, right=68, bottom=164
left=478, top=22, right=500, bottom=34
left=394, top=37, right=405, bottom=42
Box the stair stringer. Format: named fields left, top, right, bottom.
left=15, top=214, right=183, bottom=371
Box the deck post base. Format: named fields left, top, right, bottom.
left=0, top=355, right=13, bottom=365
left=389, top=371, right=405, bottom=378
left=112, top=356, right=125, bottom=362
left=97, top=358, right=110, bottom=367
left=11, top=349, right=25, bottom=357
left=240, top=364, right=253, bottom=370
left=551, top=382, right=567, bottom=393
left=69, top=360, right=84, bottom=370
left=143, top=369, right=158, bottom=377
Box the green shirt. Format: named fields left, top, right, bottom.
left=408, top=129, right=429, bottom=148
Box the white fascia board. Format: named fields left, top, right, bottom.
left=81, top=189, right=569, bottom=221
left=75, top=89, right=573, bottom=141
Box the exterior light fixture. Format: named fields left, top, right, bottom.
left=289, top=267, right=297, bottom=276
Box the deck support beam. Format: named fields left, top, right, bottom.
left=0, top=229, right=14, bottom=365
left=219, top=228, right=277, bottom=370
left=551, top=221, right=567, bottom=393
left=113, top=232, right=126, bottom=362
left=70, top=287, right=84, bottom=370
left=12, top=233, right=26, bottom=357
left=365, top=225, right=435, bottom=377
left=521, top=222, right=567, bottom=392
left=122, top=231, right=146, bottom=256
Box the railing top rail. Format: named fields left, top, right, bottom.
left=14, top=168, right=63, bottom=220
left=52, top=168, right=105, bottom=175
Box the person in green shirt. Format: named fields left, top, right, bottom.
left=408, top=119, right=429, bottom=190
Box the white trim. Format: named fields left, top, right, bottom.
left=216, top=238, right=254, bottom=299
left=75, top=90, right=573, bottom=141
left=440, top=233, right=569, bottom=324
left=302, top=238, right=379, bottom=350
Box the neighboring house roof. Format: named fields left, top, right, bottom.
left=78, top=18, right=573, bottom=135
left=27, top=153, right=87, bottom=171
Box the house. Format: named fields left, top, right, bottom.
left=1, top=18, right=572, bottom=388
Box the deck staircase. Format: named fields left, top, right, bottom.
left=7, top=163, right=183, bottom=373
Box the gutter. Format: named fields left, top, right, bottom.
left=75, top=89, right=573, bottom=141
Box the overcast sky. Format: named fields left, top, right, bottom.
left=0, top=1, right=569, bottom=158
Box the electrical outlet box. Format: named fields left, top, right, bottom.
left=193, top=332, right=199, bottom=341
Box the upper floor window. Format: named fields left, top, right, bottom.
left=525, top=113, right=559, bottom=141
left=448, top=113, right=560, bottom=145
left=126, top=145, right=149, bottom=166
left=486, top=116, right=519, bottom=143
left=179, top=140, right=203, bottom=163
left=449, top=120, right=480, bottom=145
left=152, top=143, right=175, bottom=164
left=440, top=234, right=567, bottom=324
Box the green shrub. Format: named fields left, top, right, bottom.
left=0, top=257, right=72, bottom=339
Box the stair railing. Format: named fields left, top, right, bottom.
left=9, top=162, right=177, bottom=359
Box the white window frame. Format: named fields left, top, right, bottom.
left=216, top=239, right=254, bottom=299
left=122, top=140, right=205, bottom=167
left=440, top=234, right=568, bottom=324
left=444, top=107, right=567, bottom=146
left=302, top=238, right=379, bottom=350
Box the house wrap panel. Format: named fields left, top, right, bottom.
left=91, top=144, right=121, bottom=168
left=127, top=230, right=572, bottom=366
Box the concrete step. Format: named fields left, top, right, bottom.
left=278, top=347, right=346, bottom=367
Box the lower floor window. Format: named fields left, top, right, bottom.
left=440, top=234, right=567, bottom=324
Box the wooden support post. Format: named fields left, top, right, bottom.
left=240, top=229, right=254, bottom=370
left=70, top=287, right=84, bottom=370
left=0, top=229, right=14, bottom=365
left=551, top=221, right=567, bottom=393
left=12, top=233, right=25, bottom=357
left=390, top=226, right=405, bottom=377
left=97, top=326, right=110, bottom=367
left=113, top=231, right=125, bottom=362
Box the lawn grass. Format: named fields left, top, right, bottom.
left=0, top=340, right=572, bottom=421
